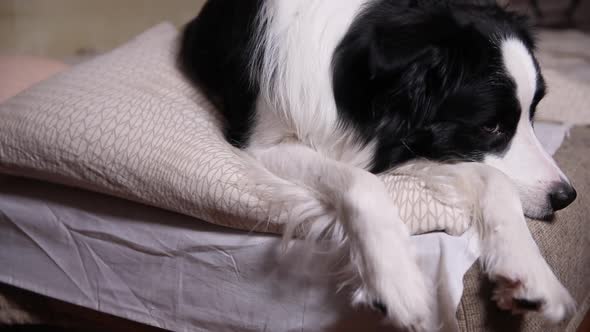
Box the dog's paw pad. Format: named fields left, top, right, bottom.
left=513, top=298, right=544, bottom=312
left=491, top=276, right=570, bottom=319
left=492, top=277, right=534, bottom=314
left=490, top=261, right=575, bottom=323
left=371, top=300, right=388, bottom=315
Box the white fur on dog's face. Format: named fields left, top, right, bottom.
left=483, top=39, right=571, bottom=219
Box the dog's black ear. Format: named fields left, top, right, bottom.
left=332, top=15, right=445, bottom=127
left=366, top=25, right=437, bottom=81
left=449, top=0, right=498, bottom=6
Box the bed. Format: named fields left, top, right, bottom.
left=0, top=123, right=586, bottom=332
left=0, top=25, right=589, bottom=331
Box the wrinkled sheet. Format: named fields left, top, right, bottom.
left=0, top=123, right=568, bottom=332
left=0, top=176, right=476, bottom=332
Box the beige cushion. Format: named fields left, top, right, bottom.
left=457, top=126, right=590, bottom=332
left=0, top=23, right=469, bottom=236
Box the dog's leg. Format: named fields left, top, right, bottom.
left=248, top=143, right=434, bottom=330
left=442, top=163, right=576, bottom=322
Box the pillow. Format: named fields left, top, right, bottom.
left=0, top=23, right=469, bottom=236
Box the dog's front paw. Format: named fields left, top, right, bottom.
left=339, top=181, right=437, bottom=331
left=349, top=259, right=436, bottom=331
left=490, top=263, right=576, bottom=323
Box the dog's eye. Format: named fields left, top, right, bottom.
left=483, top=124, right=503, bottom=135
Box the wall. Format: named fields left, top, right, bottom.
left=0, top=0, right=587, bottom=59
left=0, top=0, right=205, bottom=58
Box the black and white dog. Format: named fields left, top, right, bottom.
left=180, top=0, right=577, bottom=329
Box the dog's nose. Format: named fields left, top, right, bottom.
left=549, top=182, right=577, bottom=211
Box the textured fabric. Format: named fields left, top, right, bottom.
left=0, top=23, right=469, bottom=236
left=0, top=173, right=480, bottom=332
left=457, top=126, right=590, bottom=332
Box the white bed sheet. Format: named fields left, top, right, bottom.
left=0, top=123, right=568, bottom=332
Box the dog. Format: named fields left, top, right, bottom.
left=179, top=0, right=577, bottom=329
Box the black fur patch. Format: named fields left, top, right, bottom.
left=332, top=0, right=541, bottom=173
left=180, top=0, right=544, bottom=175
left=179, top=0, right=264, bottom=148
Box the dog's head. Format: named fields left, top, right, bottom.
left=333, top=0, right=576, bottom=218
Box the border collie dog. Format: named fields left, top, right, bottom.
left=180, top=0, right=577, bottom=329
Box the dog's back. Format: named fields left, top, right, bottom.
left=180, top=0, right=264, bottom=147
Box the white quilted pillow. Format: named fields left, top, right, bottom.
left=0, top=23, right=470, bottom=236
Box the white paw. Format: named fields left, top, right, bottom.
left=349, top=255, right=436, bottom=331
left=340, top=177, right=437, bottom=331
left=353, top=271, right=438, bottom=332
left=490, top=263, right=576, bottom=323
